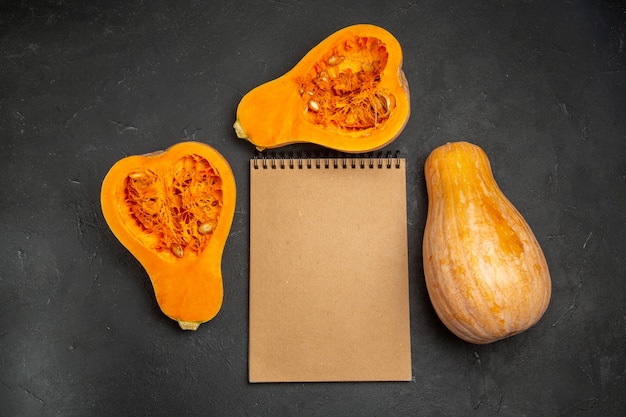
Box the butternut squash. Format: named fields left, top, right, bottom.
left=422, top=142, right=551, bottom=344
left=233, top=24, right=410, bottom=153
left=100, top=141, right=236, bottom=330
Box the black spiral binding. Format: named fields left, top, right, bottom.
left=252, top=150, right=402, bottom=170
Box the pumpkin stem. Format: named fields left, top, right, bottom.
left=233, top=120, right=247, bottom=139
left=178, top=320, right=201, bottom=331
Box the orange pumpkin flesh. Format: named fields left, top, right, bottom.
left=233, top=24, right=410, bottom=153
left=101, top=141, right=236, bottom=330
left=422, top=142, right=551, bottom=344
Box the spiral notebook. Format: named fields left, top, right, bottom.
left=248, top=152, right=412, bottom=383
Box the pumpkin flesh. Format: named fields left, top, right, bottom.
left=233, top=24, right=410, bottom=153
left=101, top=141, right=236, bottom=330
left=422, top=142, right=551, bottom=344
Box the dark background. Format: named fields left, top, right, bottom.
left=1, top=1, right=625, bottom=416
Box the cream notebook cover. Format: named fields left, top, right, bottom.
left=249, top=154, right=412, bottom=383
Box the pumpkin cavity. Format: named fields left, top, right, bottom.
left=297, top=36, right=395, bottom=133
left=124, top=154, right=223, bottom=260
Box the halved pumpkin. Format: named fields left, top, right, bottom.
left=234, top=24, right=410, bottom=153
left=100, top=141, right=236, bottom=330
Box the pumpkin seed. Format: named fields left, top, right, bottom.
left=374, top=93, right=393, bottom=118
left=198, top=222, right=215, bottom=234
left=171, top=243, right=184, bottom=258
left=361, top=62, right=375, bottom=73
left=327, top=55, right=344, bottom=66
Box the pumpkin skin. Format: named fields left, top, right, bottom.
left=233, top=24, right=410, bottom=153
left=422, top=142, right=551, bottom=344
left=100, top=141, right=236, bottom=330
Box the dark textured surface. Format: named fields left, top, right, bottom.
left=1, top=1, right=625, bottom=416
